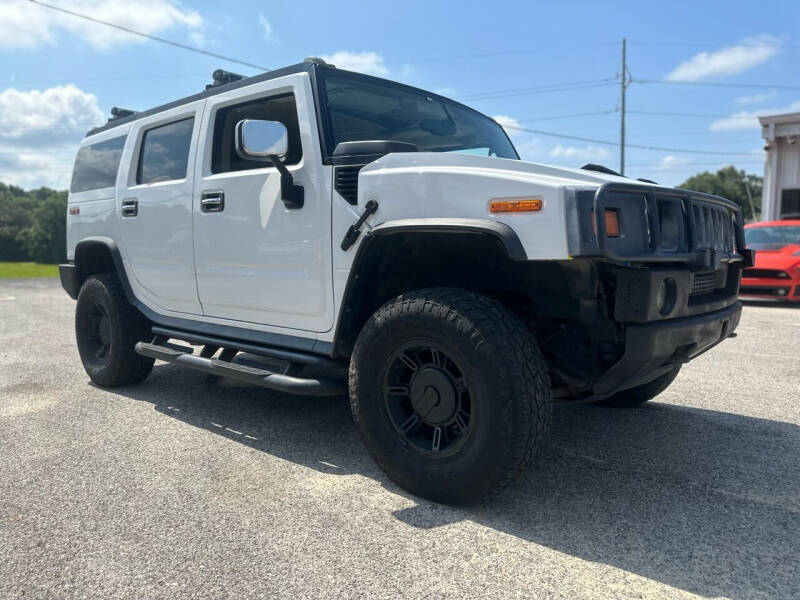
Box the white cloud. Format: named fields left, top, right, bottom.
left=492, top=115, right=522, bottom=136
left=320, top=51, right=389, bottom=76
left=654, top=155, right=692, bottom=170
left=0, top=0, right=203, bottom=49
left=665, top=36, right=780, bottom=82
left=258, top=13, right=273, bottom=41
left=709, top=100, right=800, bottom=131
left=0, top=85, right=104, bottom=189
left=187, top=31, right=208, bottom=47
left=433, top=86, right=457, bottom=98
left=550, top=144, right=610, bottom=162
left=734, top=90, right=777, bottom=105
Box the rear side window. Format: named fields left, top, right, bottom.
left=70, top=135, right=126, bottom=193
left=137, top=117, right=194, bottom=184
left=211, top=93, right=302, bottom=174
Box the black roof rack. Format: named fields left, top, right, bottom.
left=108, top=107, right=137, bottom=122
left=205, top=69, right=247, bottom=90
left=87, top=62, right=313, bottom=137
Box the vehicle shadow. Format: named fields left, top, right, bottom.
left=110, top=363, right=799, bottom=599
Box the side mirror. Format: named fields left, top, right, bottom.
left=234, top=119, right=303, bottom=209
left=235, top=119, right=288, bottom=159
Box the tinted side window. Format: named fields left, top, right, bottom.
left=70, top=135, right=126, bottom=193
left=137, top=117, right=194, bottom=184
left=211, top=94, right=302, bottom=174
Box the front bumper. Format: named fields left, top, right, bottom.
left=592, top=302, right=742, bottom=395
left=740, top=274, right=800, bottom=301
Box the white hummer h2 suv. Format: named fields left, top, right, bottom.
left=60, top=59, right=752, bottom=503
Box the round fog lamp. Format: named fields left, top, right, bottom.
left=657, top=278, right=677, bottom=316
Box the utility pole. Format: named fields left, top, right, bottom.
left=620, top=38, right=627, bottom=176
left=744, top=178, right=757, bottom=222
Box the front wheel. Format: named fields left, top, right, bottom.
left=75, top=273, right=154, bottom=387
left=349, top=288, right=552, bottom=504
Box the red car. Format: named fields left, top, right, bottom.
left=741, top=220, right=800, bottom=301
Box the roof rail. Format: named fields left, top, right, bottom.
left=108, top=107, right=137, bottom=122
left=206, top=69, right=246, bottom=90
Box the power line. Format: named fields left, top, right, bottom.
left=27, top=0, right=270, bottom=72
left=628, top=40, right=800, bottom=49
left=634, top=78, right=800, bottom=91
left=502, top=124, right=758, bottom=156
left=517, top=109, right=617, bottom=123
left=628, top=110, right=759, bottom=120
left=410, top=41, right=620, bottom=63
left=456, top=78, right=617, bottom=101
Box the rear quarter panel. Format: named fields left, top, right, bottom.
left=66, top=125, right=131, bottom=260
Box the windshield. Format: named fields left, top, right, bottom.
left=321, top=73, right=518, bottom=159
left=745, top=225, right=800, bottom=250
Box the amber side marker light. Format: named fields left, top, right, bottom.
left=591, top=209, right=621, bottom=238
left=489, top=198, right=543, bottom=213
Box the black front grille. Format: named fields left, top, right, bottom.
left=690, top=202, right=736, bottom=253
left=743, top=268, right=790, bottom=279
left=691, top=272, right=718, bottom=296
left=740, top=286, right=791, bottom=296
left=334, top=165, right=362, bottom=205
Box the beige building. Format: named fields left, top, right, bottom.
left=760, top=111, right=800, bottom=220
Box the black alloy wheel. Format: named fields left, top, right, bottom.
left=383, top=341, right=474, bottom=457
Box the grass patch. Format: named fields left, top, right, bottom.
left=0, top=262, right=59, bottom=278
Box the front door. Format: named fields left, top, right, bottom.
left=119, top=101, right=204, bottom=315
left=192, top=74, right=334, bottom=333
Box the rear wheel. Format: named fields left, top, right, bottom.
left=598, top=366, right=681, bottom=408
left=75, top=273, right=154, bottom=387
left=349, top=288, right=552, bottom=504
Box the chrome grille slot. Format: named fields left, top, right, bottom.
left=691, top=201, right=734, bottom=253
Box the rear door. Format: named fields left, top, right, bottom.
left=192, top=73, right=334, bottom=332
left=119, top=101, right=204, bottom=315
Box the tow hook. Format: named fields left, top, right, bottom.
left=341, top=200, right=378, bottom=251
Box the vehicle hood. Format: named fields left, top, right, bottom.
left=357, top=152, right=646, bottom=261
left=361, top=151, right=640, bottom=189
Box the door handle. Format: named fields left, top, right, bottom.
left=201, top=190, right=225, bottom=212
left=121, top=198, right=138, bottom=217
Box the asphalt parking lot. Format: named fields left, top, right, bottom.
left=1, top=279, right=798, bottom=600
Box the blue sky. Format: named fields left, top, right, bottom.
left=1, top=0, right=798, bottom=189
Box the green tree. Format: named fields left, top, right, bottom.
left=18, top=190, right=68, bottom=264
left=678, top=166, right=762, bottom=222
left=0, top=183, right=37, bottom=261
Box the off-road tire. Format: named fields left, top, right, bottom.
left=75, top=273, right=154, bottom=387
left=349, top=288, right=552, bottom=504
left=598, top=365, right=681, bottom=408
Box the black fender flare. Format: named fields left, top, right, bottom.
left=366, top=218, right=527, bottom=261
left=61, top=237, right=135, bottom=302
left=331, top=218, right=527, bottom=357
